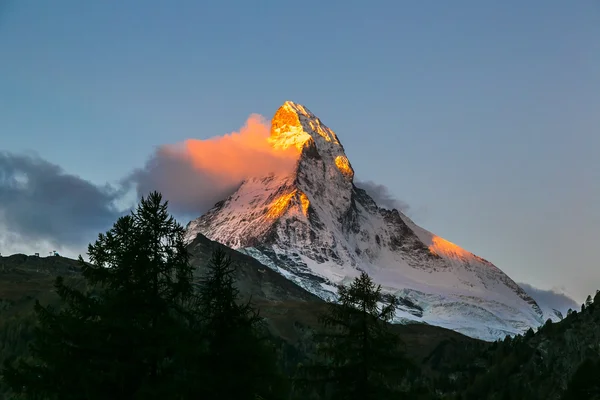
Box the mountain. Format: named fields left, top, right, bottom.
left=185, top=101, right=556, bottom=341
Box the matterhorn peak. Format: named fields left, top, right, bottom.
left=185, top=101, right=552, bottom=342
left=270, top=101, right=355, bottom=183
left=270, top=101, right=340, bottom=150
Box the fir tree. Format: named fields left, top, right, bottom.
left=298, top=272, right=412, bottom=400
left=525, top=327, right=535, bottom=339
left=193, top=247, right=285, bottom=400
left=566, top=308, right=574, bottom=317
left=3, top=192, right=199, bottom=399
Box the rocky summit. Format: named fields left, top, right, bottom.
left=185, top=101, right=562, bottom=341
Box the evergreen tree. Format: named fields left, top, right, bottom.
left=524, top=327, right=535, bottom=339
left=3, top=192, right=199, bottom=399
left=192, top=247, right=284, bottom=400
left=298, top=272, right=412, bottom=400
left=566, top=308, right=574, bottom=317
left=586, top=295, right=593, bottom=307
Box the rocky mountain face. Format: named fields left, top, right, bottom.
left=185, top=101, right=557, bottom=341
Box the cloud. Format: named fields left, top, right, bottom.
left=518, top=282, right=580, bottom=315
left=0, top=151, right=123, bottom=252
left=0, top=115, right=418, bottom=256
left=0, top=114, right=300, bottom=255
left=355, top=180, right=410, bottom=213
left=125, top=114, right=299, bottom=217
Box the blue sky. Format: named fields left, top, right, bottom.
left=1, top=0, right=599, bottom=302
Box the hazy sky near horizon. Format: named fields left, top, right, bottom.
left=1, top=1, right=598, bottom=303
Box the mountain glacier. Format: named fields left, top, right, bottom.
left=185, top=101, right=558, bottom=341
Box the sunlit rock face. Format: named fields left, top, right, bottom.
left=186, top=101, right=553, bottom=341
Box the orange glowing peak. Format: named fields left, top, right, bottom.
left=334, top=155, right=354, bottom=180
left=429, top=236, right=472, bottom=259
left=269, top=101, right=341, bottom=151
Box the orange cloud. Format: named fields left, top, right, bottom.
left=169, top=114, right=299, bottom=182
left=128, top=114, right=300, bottom=216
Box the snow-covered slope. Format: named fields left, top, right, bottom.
left=185, top=101, right=554, bottom=341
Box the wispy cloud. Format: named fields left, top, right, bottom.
left=519, top=282, right=580, bottom=315
left=355, top=180, right=410, bottom=213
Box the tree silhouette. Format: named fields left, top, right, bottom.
left=3, top=192, right=198, bottom=399
left=298, top=272, right=412, bottom=400
left=193, top=248, right=285, bottom=400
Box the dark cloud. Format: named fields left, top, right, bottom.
left=355, top=180, right=410, bottom=213
left=123, top=147, right=241, bottom=219
left=0, top=151, right=123, bottom=249
left=518, top=282, right=580, bottom=315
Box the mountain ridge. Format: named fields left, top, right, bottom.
left=185, top=101, right=558, bottom=341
